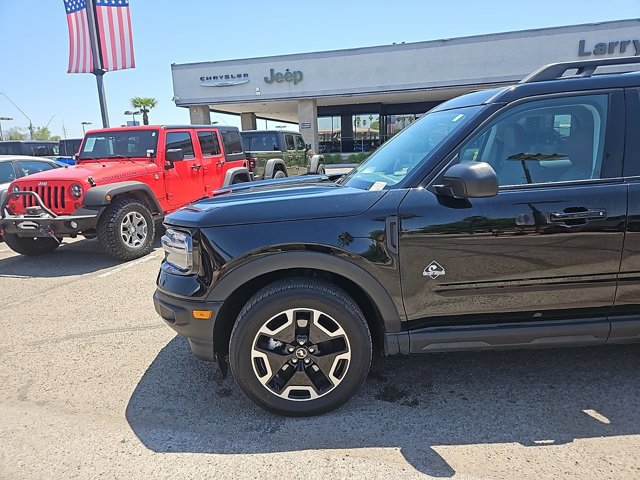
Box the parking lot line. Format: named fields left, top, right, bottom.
left=97, top=253, right=160, bottom=278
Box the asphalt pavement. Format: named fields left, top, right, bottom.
left=0, top=238, right=639, bottom=479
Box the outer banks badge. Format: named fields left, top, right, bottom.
left=423, top=261, right=445, bottom=279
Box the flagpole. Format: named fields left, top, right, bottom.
left=85, top=0, right=109, bottom=128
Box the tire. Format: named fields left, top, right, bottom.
left=3, top=233, right=60, bottom=256
left=229, top=278, right=372, bottom=416
left=97, top=197, right=155, bottom=261
left=273, top=170, right=286, bottom=179
left=232, top=176, right=248, bottom=185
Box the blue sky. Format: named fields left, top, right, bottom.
left=0, top=1, right=638, bottom=139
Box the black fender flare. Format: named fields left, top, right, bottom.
left=83, top=181, right=163, bottom=213
left=223, top=167, right=251, bottom=186
left=207, top=250, right=403, bottom=333
left=263, top=158, right=287, bottom=178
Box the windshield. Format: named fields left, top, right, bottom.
left=342, top=106, right=482, bottom=190
left=79, top=130, right=159, bottom=159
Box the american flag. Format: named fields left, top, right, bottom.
left=64, top=0, right=94, bottom=73
left=95, top=0, right=136, bottom=71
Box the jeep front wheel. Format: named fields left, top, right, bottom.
left=97, top=198, right=155, bottom=261
left=3, top=233, right=60, bottom=256
left=229, top=279, right=372, bottom=416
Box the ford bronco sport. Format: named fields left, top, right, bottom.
left=154, top=56, right=640, bottom=416
left=0, top=125, right=251, bottom=260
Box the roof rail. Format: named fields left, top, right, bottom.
left=520, top=56, right=640, bottom=83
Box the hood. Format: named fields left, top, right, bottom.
left=166, top=177, right=386, bottom=228
left=11, top=161, right=157, bottom=185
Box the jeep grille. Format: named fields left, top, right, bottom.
left=20, top=185, right=67, bottom=210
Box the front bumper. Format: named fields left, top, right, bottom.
left=153, top=289, right=222, bottom=361
left=0, top=191, right=101, bottom=237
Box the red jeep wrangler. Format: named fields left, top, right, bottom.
left=0, top=125, right=251, bottom=260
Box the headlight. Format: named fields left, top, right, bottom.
left=161, top=228, right=193, bottom=273
left=70, top=183, right=83, bottom=198
left=11, top=185, right=20, bottom=193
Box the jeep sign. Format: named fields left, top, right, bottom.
left=264, top=68, right=303, bottom=85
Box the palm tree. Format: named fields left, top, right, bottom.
left=130, top=97, right=158, bottom=125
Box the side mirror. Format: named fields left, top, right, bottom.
left=305, top=143, right=311, bottom=151
left=435, top=162, right=498, bottom=199
left=73, top=154, right=79, bottom=162
left=146, top=149, right=155, bottom=159
left=164, top=148, right=183, bottom=169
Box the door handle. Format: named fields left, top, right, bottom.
left=549, top=208, right=607, bottom=222
left=191, top=164, right=202, bottom=170
left=216, top=161, right=225, bottom=167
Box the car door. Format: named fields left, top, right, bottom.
left=294, top=134, right=308, bottom=172
left=196, top=130, right=225, bottom=193
left=163, top=130, right=204, bottom=207
left=611, top=87, right=640, bottom=342
left=398, top=91, right=626, bottom=350
left=283, top=134, right=300, bottom=174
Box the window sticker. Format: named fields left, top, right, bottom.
left=369, top=181, right=387, bottom=191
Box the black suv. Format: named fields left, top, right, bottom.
left=154, top=57, right=640, bottom=416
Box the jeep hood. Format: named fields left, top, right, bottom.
left=166, top=178, right=387, bottom=228
left=11, top=161, right=156, bottom=185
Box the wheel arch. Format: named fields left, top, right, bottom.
left=264, top=158, right=287, bottom=178
left=84, top=181, right=163, bottom=216
left=210, top=251, right=403, bottom=358
left=223, top=167, right=251, bottom=186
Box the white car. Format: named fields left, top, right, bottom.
left=0, top=155, right=65, bottom=238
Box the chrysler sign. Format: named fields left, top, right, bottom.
left=200, top=73, right=250, bottom=87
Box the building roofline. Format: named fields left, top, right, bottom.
left=172, top=18, right=640, bottom=69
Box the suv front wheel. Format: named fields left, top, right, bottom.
left=3, top=233, right=60, bottom=256
left=229, top=278, right=372, bottom=416
left=97, top=198, right=155, bottom=261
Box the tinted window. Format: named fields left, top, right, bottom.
left=18, top=160, right=57, bottom=176
left=458, top=94, right=608, bottom=186
left=241, top=133, right=279, bottom=151
left=294, top=135, right=306, bottom=151
left=0, top=162, right=16, bottom=184
left=165, top=132, right=195, bottom=159
left=197, top=131, right=221, bottom=156
left=285, top=135, right=295, bottom=150
left=221, top=130, right=243, bottom=154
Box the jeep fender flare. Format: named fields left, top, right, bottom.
left=223, top=167, right=251, bottom=186
left=308, top=154, right=325, bottom=174
left=263, top=158, right=287, bottom=179
left=208, top=250, right=404, bottom=334
left=83, top=181, right=163, bottom=214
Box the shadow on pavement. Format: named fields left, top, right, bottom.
left=0, top=237, right=162, bottom=278
left=126, top=337, right=640, bottom=477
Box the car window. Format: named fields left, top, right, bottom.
left=165, top=132, right=195, bottom=159
left=294, top=135, right=306, bottom=151
left=285, top=135, right=295, bottom=151
left=241, top=133, right=279, bottom=151
left=0, top=162, right=16, bottom=183
left=17, top=160, right=56, bottom=176
left=458, top=94, right=608, bottom=186
left=197, top=131, right=221, bottom=156
left=221, top=130, right=243, bottom=154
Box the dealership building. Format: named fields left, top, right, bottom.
left=171, top=19, right=639, bottom=153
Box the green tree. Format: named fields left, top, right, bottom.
left=32, top=126, right=52, bottom=140
left=130, top=97, right=158, bottom=125
left=6, top=127, right=27, bottom=140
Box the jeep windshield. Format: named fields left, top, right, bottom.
left=78, top=130, right=159, bottom=160
left=342, top=106, right=482, bottom=190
